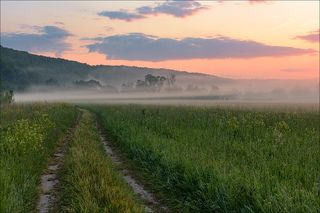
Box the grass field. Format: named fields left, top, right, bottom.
left=89, top=105, right=320, bottom=212
left=0, top=104, right=77, bottom=213
left=1, top=103, right=318, bottom=212
left=57, top=110, right=143, bottom=212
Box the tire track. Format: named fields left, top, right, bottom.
left=97, top=121, right=168, bottom=213
left=37, top=112, right=81, bottom=213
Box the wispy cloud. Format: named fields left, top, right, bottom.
left=1, top=25, right=72, bottom=56
left=295, top=30, right=320, bottom=43
left=136, top=0, right=208, bottom=18
left=98, top=0, right=269, bottom=22
left=98, top=10, right=145, bottom=22
left=86, top=33, right=315, bottom=61
left=98, top=0, right=208, bottom=21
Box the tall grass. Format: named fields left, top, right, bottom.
left=0, top=103, right=76, bottom=213
left=90, top=105, right=320, bottom=212
left=57, top=110, right=143, bottom=213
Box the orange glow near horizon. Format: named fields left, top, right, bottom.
left=61, top=52, right=319, bottom=80
left=1, top=1, right=319, bottom=79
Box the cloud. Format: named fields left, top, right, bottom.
left=98, top=10, right=145, bottom=21
left=1, top=26, right=72, bottom=56
left=98, top=0, right=208, bottom=21
left=86, top=33, right=315, bottom=61
left=136, top=0, right=208, bottom=18
left=295, top=30, right=320, bottom=43
left=98, top=0, right=269, bottom=22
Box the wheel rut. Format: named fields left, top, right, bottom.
left=36, top=112, right=81, bottom=213
left=97, top=121, right=168, bottom=213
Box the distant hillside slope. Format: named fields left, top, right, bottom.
left=90, top=65, right=231, bottom=87
left=0, top=46, right=229, bottom=91
left=1, top=46, right=91, bottom=90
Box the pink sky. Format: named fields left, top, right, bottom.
left=1, top=1, right=319, bottom=79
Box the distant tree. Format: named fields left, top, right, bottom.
left=145, top=74, right=158, bottom=87
left=73, top=79, right=102, bottom=88
left=45, top=78, right=59, bottom=86
left=136, top=80, right=148, bottom=88
left=156, top=76, right=167, bottom=88
left=0, top=90, right=14, bottom=105
left=121, top=82, right=135, bottom=92
left=167, top=74, right=176, bottom=88
left=121, top=82, right=134, bottom=89
left=139, top=74, right=167, bottom=91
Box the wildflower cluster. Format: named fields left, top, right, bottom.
left=0, top=114, right=54, bottom=155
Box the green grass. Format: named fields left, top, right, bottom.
left=0, top=103, right=77, bottom=213
left=57, top=110, right=143, bottom=213
left=88, top=105, right=320, bottom=213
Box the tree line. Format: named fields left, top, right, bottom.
left=122, top=74, right=176, bottom=92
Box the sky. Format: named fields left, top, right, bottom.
left=1, top=0, right=319, bottom=79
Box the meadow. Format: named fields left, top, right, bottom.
left=89, top=105, right=320, bottom=213
left=0, top=104, right=77, bottom=212
left=1, top=103, right=319, bottom=212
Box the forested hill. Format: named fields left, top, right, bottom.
left=1, top=46, right=228, bottom=91
left=1, top=46, right=91, bottom=90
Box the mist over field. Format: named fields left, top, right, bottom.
left=15, top=78, right=319, bottom=105
left=2, top=46, right=318, bottom=106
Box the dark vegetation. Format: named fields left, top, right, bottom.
left=122, top=73, right=176, bottom=92
left=0, top=90, right=14, bottom=104
left=45, top=78, right=60, bottom=86
left=73, top=79, right=102, bottom=89
left=0, top=45, right=221, bottom=92
left=0, top=46, right=90, bottom=90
